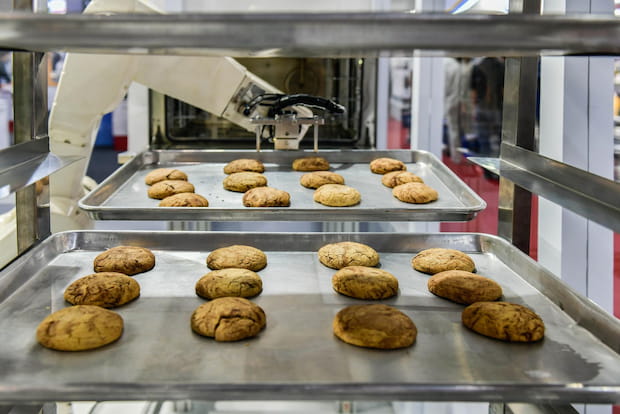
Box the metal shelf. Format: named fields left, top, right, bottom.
left=1, top=12, right=620, bottom=57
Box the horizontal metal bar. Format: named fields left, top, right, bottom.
left=1, top=13, right=620, bottom=57
left=499, top=143, right=620, bottom=233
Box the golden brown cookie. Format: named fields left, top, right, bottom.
left=333, top=304, right=416, bottom=349
left=147, top=180, right=195, bottom=200
left=191, top=297, right=266, bottom=342
left=223, top=172, right=268, bottom=193
left=412, top=248, right=475, bottom=274
left=332, top=266, right=398, bottom=300
left=64, top=272, right=140, bottom=308
left=318, top=241, right=380, bottom=269
left=93, top=246, right=156, bottom=275
left=313, top=184, right=361, bottom=207
left=195, top=268, right=263, bottom=300
left=427, top=270, right=502, bottom=305
left=462, top=302, right=545, bottom=342
left=223, top=159, right=265, bottom=174
left=292, top=156, right=330, bottom=171
left=242, top=187, right=291, bottom=207
left=370, top=158, right=407, bottom=174
left=300, top=171, right=345, bottom=189
left=381, top=171, right=424, bottom=188
left=144, top=168, right=188, bottom=185
left=159, top=193, right=209, bottom=207
left=206, top=245, right=267, bottom=271
left=392, top=182, right=438, bottom=204
left=36, top=305, right=123, bottom=351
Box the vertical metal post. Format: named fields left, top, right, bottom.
left=498, top=0, right=540, bottom=254
left=13, top=0, right=49, bottom=254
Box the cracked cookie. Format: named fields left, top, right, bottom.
left=147, top=180, right=195, bottom=199
left=462, top=302, right=545, bottom=342
left=318, top=241, right=380, bottom=269
left=412, top=248, right=475, bottom=274
left=300, top=171, right=345, bottom=189
left=332, top=266, right=399, bottom=300
left=93, top=246, right=155, bottom=275
left=333, top=304, right=416, bottom=349
left=223, top=172, right=268, bottom=193
left=313, top=184, right=361, bottom=207
left=292, top=156, right=330, bottom=171
left=64, top=272, right=140, bottom=308
left=144, top=168, right=188, bottom=185
left=191, top=297, right=266, bottom=341
left=159, top=193, right=209, bottom=207
left=206, top=245, right=267, bottom=271
left=223, top=159, right=265, bottom=174
left=369, top=158, right=407, bottom=174
left=36, top=305, right=124, bottom=351
left=428, top=270, right=502, bottom=305
left=381, top=171, right=424, bottom=188
left=195, top=268, right=263, bottom=300
left=392, top=182, right=438, bottom=204
left=242, top=187, right=290, bottom=207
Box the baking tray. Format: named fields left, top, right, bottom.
left=1, top=231, right=619, bottom=404
left=78, top=150, right=486, bottom=221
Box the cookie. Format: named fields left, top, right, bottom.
left=36, top=305, right=123, bottom=351
left=147, top=180, right=195, bottom=200
left=462, top=302, right=545, bottom=342
left=64, top=272, right=140, bottom=308
left=195, top=268, right=263, bottom=300
left=370, top=158, right=407, bottom=174
left=333, top=304, right=416, bottom=349
left=223, top=159, right=265, bottom=174
left=242, top=187, right=290, bottom=207
left=300, top=171, right=345, bottom=189
left=144, top=168, right=188, bottom=185
left=292, top=156, right=330, bottom=171
left=93, top=246, right=156, bottom=275
left=206, top=245, right=267, bottom=271
left=191, top=297, right=266, bottom=341
left=427, top=270, right=502, bottom=305
left=313, top=184, right=361, bottom=207
left=223, top=172, right=268, bottom=193
left=381, top=171, right=424, bottom=188
left=332, top=266, right=398, bottom=300
left=159, top=193, right=209, bottom=207
left=412, top=248, right=475, bottom=274
left=392, top=182, right=438, bottom=204
left=318, top=241, right=380, bottom=269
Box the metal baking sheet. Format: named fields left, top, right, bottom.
left=0, top=231, right=619, bottom=403
left=78, top=150, right=486, bottom=221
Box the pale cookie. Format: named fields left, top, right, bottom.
left=462, top=302, right=545, bottom=342
left=428, top=270, right=502, bottom=305
left=333, top=304, right=416, bottom=349
left=159, top=193, right=209, bottom=207
left=36, top=305, right=123, bottom=351
left=370, top=158, right=407, bottom=174
left=412, top=248, right=475, bottom=274
left=242, top=187, right=290, bottom=207
left=292, top=156, right=330, bottom=171
left=191, top=297, right=266, bottom=342
left=381, top=171, right=424, bottom=188
left=144, top=168, right=188, bottom=185
left=318, top=241, right=380, bottom=269
left=332, top=266, right=399, bottom=300
left=392, top=182, right=438, bottom=204
left=195, top=268, right=263, bottom=300
left=223, top=159, right=265, bottom=174
left=64, top=272, right=140, bottom=308
left=313, top=184, right=361, bottom=207
left=300, top=171, right=345, bottom=189
left=223, top=172, right=268, bottom=193
left=93, top=246, right=155, bottom=275
left=147, top=180, right=195, bottom=200
left=206, top=245, right=267, bottom=271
